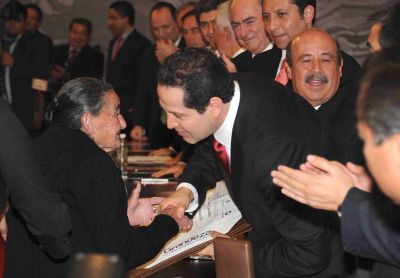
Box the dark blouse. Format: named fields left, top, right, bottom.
left=5, top=124, right=178, bottom=277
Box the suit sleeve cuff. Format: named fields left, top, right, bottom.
left=177, top=182, right=199, bottom=212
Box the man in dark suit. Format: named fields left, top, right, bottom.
left=285, top=28, right=363, bottom=164
left=0, top=97, right=71, bottom=259
left=158, top=48, right=344, bottom=277
left=25, top=3, right=53, bottom=129
left=1, top=2, right=50, bottom=131
left=106, top=0, right=151, bottom=131
left=271, top=47, right=400, bottom=277
left=131, top=2, right=184, bottom=148
left=229, top=0, right=281, bottom=78
left=50, top=18, right=104, bottom=95
left=261, top=0, right=360, bottom=87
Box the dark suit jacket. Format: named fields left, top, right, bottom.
left=342, top=188, right=400, bottom=266
left=232, top=45, right=282, bottom=79
left=134, top=38, right=186, bottom=148
left=51, top=44, right=104, bottom=93
left=106, top=29, right=151, bottom=125
left=180, top=74, right=344, bottom=277
left=0, top=98, right=70, bottom=259
left=313, top=84, right=364, bottom=164
left=9, top=31, right=51, bottom=129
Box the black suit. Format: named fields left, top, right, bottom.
left=0, top=98, right=70, bottom=259
left=341, top=188, right=400, bottom=277
left=312, top=84, right=364, bottom=164
left=106, top=29, right=151, bottom=128
left=180, top=74, right=344, bottom=277
left=7, top=31, right=51, bottom=130
left=51, top=44, right=104, bottom=93
left=134, top=38, right=186, bottom=148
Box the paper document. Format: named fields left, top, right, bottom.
left=127, top=155, right=171, bottom=165
left=142, top=181, right=242, bottom=269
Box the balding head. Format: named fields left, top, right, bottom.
left=230, top=0, right=270, bottom=54
left=286, top=29, right=343, bottom=107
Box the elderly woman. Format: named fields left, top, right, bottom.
left=5, top=78, right=189, bottom=277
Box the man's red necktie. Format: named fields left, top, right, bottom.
left=212, top=137, right=230, bottom=175
left=275, top=59, right=289, bottom=85
left=112, top=36, right=123, bottom=62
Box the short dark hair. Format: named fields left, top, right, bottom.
left=1, top=1, right=27, bottom=21
left=182, top=10, right=197, bottom=24
left=158, top=48, right=233, bottom=113
left=195, top=0, right=224, bottom=21
left=286, top=31, right=342, bottom=67
left=357, top=47, right=400, bottom=144
left=46, top=78, right=113, bottom=130
left=110, top=0, right=135, bottom=25
left=25, top=3, right=43, bottom=22
left=290, top=0, right=316, bottom=25
left=379, top=2, right=400, bottom=49
left=69, top=17, right=92, bottom=35
left=150, top=2, right=176, bottom=19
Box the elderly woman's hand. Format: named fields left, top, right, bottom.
left=127, top=183, right=164, bottom=226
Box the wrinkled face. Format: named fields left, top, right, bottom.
left=89, top=90, right=127, bottom=152
left=358, top=121, right=400, bottom=204
left=199, top=10, right=218, bottom=48
left=262, top=0, right=311, bottom=49
left=367, top=23, right=382, bottom=53
left=150, top=7, right=180, bottom=42
left=230, top=0, right=269, bottom=54
left=108, top=8, right=129, bottom=37
left=26, top=8, right=40, bottom=32
left=5, top=18, right=25, bottom=37
left=69, top=23, right=89, bottom=49
left=182, top=15, right=207, bottom=48
left=157, top=85, right=217, bottom=144
left=286, top=30, right=342, bottom=107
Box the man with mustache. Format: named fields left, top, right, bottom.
left=286, top=28, right=363, bottom=164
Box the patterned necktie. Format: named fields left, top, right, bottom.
left=275, top=59, right=289, bottom=85
left=66, top=48, right=78, bottom=67
left=112, top=36, right=123, bottom=62
left=212, top=137, right=230, bottom=175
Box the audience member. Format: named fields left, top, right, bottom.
left=262, top=0, right=360, bottom=87
left=272, top=47, right=400, bottom=277
left=1, top=1, right=50, bottom=131
left=286, top=28, right=363, bottom=163
left=105, top=0, right=151, bottom=132
left=181, top=10, right=207, bottom=48
left=131, top=2, right=184, bottom=148
left=50, top=18, right=103, bottom=94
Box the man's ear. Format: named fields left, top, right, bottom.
left=303, top=5, right=315, bottom=25
left=80, top=112, right=94, bottom=135
left=208, top=96, right=224, bottom=118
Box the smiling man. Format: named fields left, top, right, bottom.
left=286, top=28, right=363, bottom=163
left=262, top=0, right=360, bottom=87
left=158, top=47, right=346, bottom=277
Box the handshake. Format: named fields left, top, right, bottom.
left=127, top=183, right=192, bottom=231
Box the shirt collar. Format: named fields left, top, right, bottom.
left=120, top=27, right=134, bottom=40
left=232, top=48, right=246, bottom=58
left=174, top=35, right=182, bottom=47
left=252, top=42, right=273, bottom=58
left=213, top=81, right=240, bottom=152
